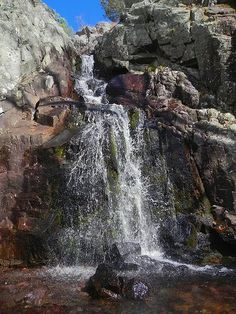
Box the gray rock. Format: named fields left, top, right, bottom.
left=0, top=0, right=79, bottom=129
left=74, top=22, right=114, bottom=55
left=95, top=0, right=236, bottom=113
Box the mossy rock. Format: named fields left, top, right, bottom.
left=186, top=224, right=198, bottom=249
left=54, top=146, right=66, bottom=159
left=129, top=108, right=140, bottom=130
left=201, top=252, right=223, bottom=265
left=109, top=129, right=118, bottom=166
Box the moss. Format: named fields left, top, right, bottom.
left=173, top=188, right=193, bottom=213
left=109, top=130, right=117, bottom=164
left=54, top=146, right=66, bottom=159
left=56, top=15, right=73, bottom=35
left=129, top=109, right=140, bottom=130
left=201, top=195, right=212, bottom=214
left=54, top=209, right=64, bottom=226
left=107, top=166, right=120, bottom=195
left=201, top=252, right=223, bottom=265
left=186, top=225, right=198, bottom=249
left=146, top=64, right=166, bottom=74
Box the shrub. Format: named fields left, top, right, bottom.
left=100, top=0, right=125, bottom=22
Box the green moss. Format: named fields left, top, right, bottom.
left=201, top=195, right=212, bottom=214
left=201, top=252, right=223, bottom=265
left=173, top=188, right=194, bottom=213
left=129, top=109, right=140, bottom=130
left=55, top=14, right=73, bottom=35
left=146, top=64, right=166, bottom=73
left=54, top=146, right=66, bottom=159
left=186, top=225, right=198, bottom=249
left=54, top=209, right=64, bottom=226
left=109, top=130, right=117, bottom=163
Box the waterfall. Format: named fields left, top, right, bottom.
left=53, top=55, right=173, bottom=265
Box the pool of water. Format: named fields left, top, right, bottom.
left=1, top=265, right=236, bottom=314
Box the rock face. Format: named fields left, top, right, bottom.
left=0, top=0, right=82, bottom=266
left=0, top=0, right=80, bottom=129
left=74, top=22, right=115, bottom=55
left=94, top=0, right=236, bottom=263
left=105, top=69, right=236, bottom=263
left=95, top=0, right=236, bottom=114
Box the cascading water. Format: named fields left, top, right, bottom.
left=53, top=55, right=174, bottom=265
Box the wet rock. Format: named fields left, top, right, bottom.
left=0, top=217, right=14, bottom=231
left=85, top=264, right=123, bottom=298
left=225, top=212, right=236, bottom=226
left=100, top=288, right=121, bottom=301
left=25, top=288, right=47, bottom=306
left=212, top=205, right=225, bottom=221
left=105, top=242, right=141, bottom=270
left=201, top=252, right=223, bottom=265
left=106, top=73, right=150, bottom=108
left=86, top=263, right=150, bottom=300
left=123, top=279, right=149, bottom=300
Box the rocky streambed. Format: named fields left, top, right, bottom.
left=1, top=264, right=236, bottom=314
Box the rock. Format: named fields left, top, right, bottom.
left=149, top=68, right=199, bottom=108
left=0, top=217, right=14, bottom=231
left=225, top=212, right=236, bottom=226
left=25, top=288, right=47, bottom=306
left=212, top=205, right=225, bottom=221
left=95, top=0, right=236, bottom=113
left=85, top=263, right=149, bottom=300
left=74, top=22, right=115, bottom=55
left=0, top=0, right=79, bottom=129
left=105, top=242, right=141, bottom=270
left=100, top=288, right=121, bottom=301
left=123, top=279, right=149, bottom=300
left=106, top=73, right=150, bottom=108
left=85, top=264, right=123, bottom=298
left=106, top=70, right=199, bottom=109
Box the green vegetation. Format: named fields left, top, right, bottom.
left=100, top=0, right=125, bottom=21
left=129, top=108, right=140, bottom=130
left=186, top=224, right=198, bottom=249
left=54, top=146, right=66, bottom=159
left=49, top=8, right=73, bottom=35
left=56, top=15, right=73, bottom=35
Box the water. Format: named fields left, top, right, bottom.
left=50, top=55, right=233, bottom=277
left=56, top=55, right=163, bottom=264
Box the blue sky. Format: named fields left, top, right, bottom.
left=44, top=0, right=107, bottom=31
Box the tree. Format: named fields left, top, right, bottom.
left=100, top=0, right=125, bottom=22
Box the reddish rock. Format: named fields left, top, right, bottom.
left=106, top=73, right=150, bottom=107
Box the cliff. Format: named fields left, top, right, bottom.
left=94, top=0, right=236, bottom=263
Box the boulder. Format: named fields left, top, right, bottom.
left=85, top=264, right=123, bottom=298
left=106, top=73, right=150, bottom=107
left=85, top=263, right=149, bottom=300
